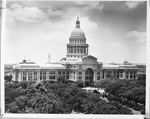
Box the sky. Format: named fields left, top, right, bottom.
left=4, top=1, right=147, bottom=64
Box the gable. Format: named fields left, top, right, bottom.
left=82, top=55, right=98, bottom=64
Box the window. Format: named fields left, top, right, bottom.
left=49, top=76, right=55, bottom=80
left=40, top=71, right=47, bottom=80
left=78, top=71, right=82, bottom=80
left=66, top=71, right=69, bottom=79
left=133, top=71, right=136, bottom=79
left=33, top=71, right=37, bottom=81
left=23, top=77, right=26, bottom=81
left=97, top=72, right=101, bottom=80
left=22, top=71, right=27, bottom=81
left=28, top=71, right=32, bottom=81
left=58, top=71, right=61, bottom=75
left=119, top=71, right=123, bottom=78
left=97, top=72, right=100, bottom=75
left=78, top=76, right=82, bottom=80
left=49, top=71, right=55, bottom=74
left=62, top=71, right=65, bottom=75
left=49, top=71, right=56, bottom=80
left=34, top=71, right=37, bottom=75
left=107, top=71, right=111, bottom=77
left=117, top=71, right=119, bottom=78
left=78, top=72, right=82, bottom=75
left=97, top=76, right=100, bottom=80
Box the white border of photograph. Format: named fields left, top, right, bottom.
left=1, top=0, right=150, bottom=119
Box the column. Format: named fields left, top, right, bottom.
left=86, top=47, right=88, bottom=54
left=37, top=70, right=40, bottom=81
left=128, top=71, right=130, bottom=79
left=136, top=71, right=138, bottom=79
left=12, top=71, right=16, bottom=81
left=21, top=71, right=23, bottom=82
left=46, top=70, right=49, bottom=80
left=18, top=72, right=21, bottom=82
left=26, top=71, right=28, bottom=81
left=123, top=71, right=126, bottom=79
left=82, top=70, right=85, bottom=82
left=94, top=70, right=97, bottom=81
left=87, top=47, right=88, bottom=55
left=55, top=71, right=58, bottom=80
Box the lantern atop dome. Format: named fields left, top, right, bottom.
left=76, top=16, right=80, bottom=28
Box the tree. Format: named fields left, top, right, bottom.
left=76, top=79, right=84, bottom=88
left=5, top=75, right=12, bottom=82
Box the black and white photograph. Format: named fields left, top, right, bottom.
left=2, top=0, right=148, bottom=116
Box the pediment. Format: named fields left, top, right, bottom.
left=82, top=55, right=98, bottom=64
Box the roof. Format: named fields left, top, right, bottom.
left=13, top=62, right=65, bottom=69
left=40, top=63, right=65, bottom=69
left=103, top=63, right=138, bottom=69
left=82, top=55, right=97, bottom=60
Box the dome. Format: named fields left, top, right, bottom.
left=71, top=28, right=85, bottom=37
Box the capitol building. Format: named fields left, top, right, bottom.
left=12, top=17, right=139, bottom=86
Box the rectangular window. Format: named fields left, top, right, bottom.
left=97, top=76, right=100, bottom=80
left=23, top=76, right=26, bottom=81
left=40, top=71, right=47, bottom=80
left=117, top=71, right=119, bottom=78
left=28, top=71, right=32, bottom=80
left=119, top=72, right=123, bottom=78
left=78, top=76, right=82, bottom=80
left=58, top=71, right=61, bottom=75
left=34, top=71, right=37, bottom=75
left=22, top=71, right=27, bottom=81
left=97, top=72, right=100, bottom=75
left=66, top=75, right=69, bottom=79
left=114, top=71, right=116, bottom=76
left=66, top=71, right=69, bottom=75
left=62, top=71, right=65, bottom=75
left=50, top=71, right=55, bottom=74
left=49, top=76, right=55, bottom=80
left=23, top=71, right=26, bottom=75
left=78, top=72, right=82, bottom=75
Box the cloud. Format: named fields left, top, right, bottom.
left=80, top=17, right=99, bottom=33
left=126, top=31, right=146, bottom=45
left=125, top=1, right=144, bottom=9
left=6, top=3, right=47, bottom=23
left=75, top=1, right=104, bottom=11
left=40, top=31, right=67, bottom=44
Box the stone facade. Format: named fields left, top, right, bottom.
left=12, top=17, right=139, bottom=85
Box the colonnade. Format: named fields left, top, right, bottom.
left=67, top=46, right=88, bottom=54
left=69, top=39, right=85, bottom=44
